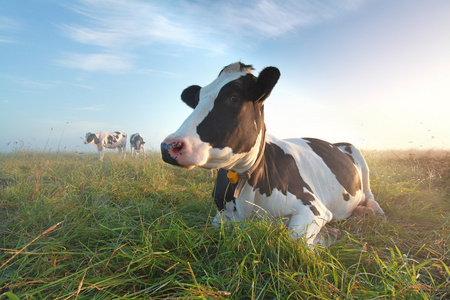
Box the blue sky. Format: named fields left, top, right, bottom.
left=1, top=0, right=449, bottom=153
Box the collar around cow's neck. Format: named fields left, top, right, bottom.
left=227, top=124, right=266, bottom=198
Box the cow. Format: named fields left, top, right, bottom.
left=130, top=133, right=146, bottom=158
left=160, top=62, right=385, bottom=245
left=84, top=131, right=127, bottom=161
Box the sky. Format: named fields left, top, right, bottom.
left=1, top=0, right=449, bottom=153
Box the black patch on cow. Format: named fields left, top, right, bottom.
left=86, top=133, right=99, bottom=144
left=130, top=134, right=144, bottom=145
left=130, top=134, right=136, bottom=144
left=86, top=134, right=94, bottom=143
left=181, top=85, right=201, bottom=109
left=196, top=67, right=279, bottom=154
left=310, top=205, right=320, bottom=216
left=248, top=142, right=320, bottom=216
left=196, top=75, right=264, bottom=153
left=161, top=142, right=180, bottom=166
left=212, top=168, right=236, bottom=211
left=108, top=134, right=118, bottom=145
left=305, top=138, right=361, bottom=196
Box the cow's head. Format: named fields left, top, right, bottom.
left=135, top=140, right=145, bottom=152
left=84, top=132, right=98, bottom=144
left=161, top=62, right=280, bottom=171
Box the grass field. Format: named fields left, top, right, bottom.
left=0, top=150, right=449, bottom=299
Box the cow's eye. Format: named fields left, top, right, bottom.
left=229, top=95, right=240, bottom=103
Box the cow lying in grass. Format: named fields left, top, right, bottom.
left=161, top=62, right=385, bottom=245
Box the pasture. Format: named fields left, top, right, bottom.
left=0, top=150, right=448, bottom=299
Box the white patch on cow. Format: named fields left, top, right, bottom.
left=189, top=130, right=264, bottom=172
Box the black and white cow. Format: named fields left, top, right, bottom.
left=130, top=133, right=146, bottom=158
left=161, top=62, right=385, bottom=245
left=84, top=131, right=127, bottom=161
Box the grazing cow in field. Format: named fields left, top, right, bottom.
left=161, top=62, right=385, bottom=245
left=130, top=133, right=146, bottom=158
left=84, top=131, right=127, bottom=161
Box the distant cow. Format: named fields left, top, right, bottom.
left=130, top=133, right=146, bottom=158
left=161, top=62, right=385, bottom=245
left=84, top=131, right=127, bottom=161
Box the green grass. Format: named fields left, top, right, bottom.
left=0, top=150, right=448, bottom=299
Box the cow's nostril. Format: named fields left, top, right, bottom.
left=172, top=142, right=184, bottom=155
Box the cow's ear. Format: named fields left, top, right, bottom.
left=181, top=85, right=202, bottom=109
left=254, top=67, right=280, bottom=103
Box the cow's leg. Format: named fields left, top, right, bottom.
left=99, top=149, right=104, bottom=161
left=212, top=211, right=229, bottom=227
left=118, top=146, right=125, bottom=158
left=288, top=202, right=333, bottom=245
left=357, top=172, right=385, bottom=218
left=288, top=213, right=324, bottom=245
left=212, top=169, right=242, bottom=226
left=212, top=201, right=243, bottom=227
left=353, top=199, right=385, bottom=218
left=366, top=199, right=385, bottom=216
left=343, top=146, right=385, bottom=218
left=131, top=147, right=135, bottom=158
left=313, top=226, right=341, bottom=246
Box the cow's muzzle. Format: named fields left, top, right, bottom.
left=160, top=141, right=183, bottom=166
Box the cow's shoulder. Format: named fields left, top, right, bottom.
left=248, top=135, right=318, bottom=213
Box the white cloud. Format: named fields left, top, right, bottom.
left=61, top=25, right=123, bottom=48
left=0, top=16, right=21, bottom=44
left=1, top=74, right=55, bottom=90
left=73, top=104, right=103, bottom=111
left=58, top=0, right=367, bottom=70
left=186, top=0, right=366, bottom=40
left=61, top=0, right=218, bottom=51
left=0, top=16, right=21, bottom=31
left=57, top=53, right=133, bottom=72
left=62, top=0, right=367, bottom=46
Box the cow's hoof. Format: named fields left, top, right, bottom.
left=314, top=227, right=341, bottom=246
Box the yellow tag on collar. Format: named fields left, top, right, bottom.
left=227, top=169, right=239, bottom=184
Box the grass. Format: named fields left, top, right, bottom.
left=0, top=150, right=448, bottom=299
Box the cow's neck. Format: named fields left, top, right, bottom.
left=229, top=124, right=266, bottom=198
